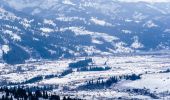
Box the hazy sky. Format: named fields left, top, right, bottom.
left=119, top=0, right=170, bottom=2
left=3, top=0, right=170, bottom=10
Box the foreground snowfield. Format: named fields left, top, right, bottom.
left=1, top=54, right=170, bottom=99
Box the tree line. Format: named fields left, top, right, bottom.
left=0, top=86, right=81, bottom=100
left=78, top=74, right=141, bottom=89
left=69, top=58, right=92, bottom=68
left=6, top=68, right=73, bottom=86
left=126, top=88, right=159, bottom=99
left=77, top=66, right=111, bottom=72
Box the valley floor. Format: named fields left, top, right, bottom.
left=1, top=54, right=170, bottom=99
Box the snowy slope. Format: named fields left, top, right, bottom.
left=1, top=54, right=170, bottom=99
left=0, top=0, right=170, bottom=64
left=0, top=1, right=170, bottom=99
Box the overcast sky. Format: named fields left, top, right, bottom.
left=119, top=0, right=170, bottom=2
left=3, top=0, right=170, bottom=10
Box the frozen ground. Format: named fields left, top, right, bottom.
left=1, top=54, right=170, bottom=99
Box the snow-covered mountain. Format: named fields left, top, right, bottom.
left=0, top=0, right=170, bottom=64
left=1, top=1, right=170, bottom=100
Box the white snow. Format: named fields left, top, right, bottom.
left=122, top=30, right=132, bottom=34
left=56, top=16, right=85, bottom=22
left=43, top=19, right=56, bottom=26
left=62, top=0, right=75, bottom=5
left=82, top=46, right=102, bottom=55
left=143, top=20, right=158, bottom=28
left=123, top=73, right=170, bottom=92
left=68, top=90, right=151, bottom=100
left=19, top=18, right=32, bottom=28
left=1, top=45, right=10, bottom=54
left=1, top=54, right=170, bottom=99
left=0, top=7, right=19, bottom=20
left=69, top=27, right=119, bottom=43
left=114, top=42, right=134, bottom=53
left=3, top=30, right=21, bottom=41
left=92, top=39, right=103, bottom=44
left=33, top=37, right=39, bottom=41
left=133, top=12, right=147, bottom=21
left=131, top=36, right=144, bottom=49
left=48, top=49, right=57, bottom=55
left=90, top=17, right=113, bottom=27
left=40, top=28, right=54, bottom=33
left=125, top=19, right=133, bottom=22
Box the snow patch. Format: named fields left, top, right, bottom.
left=43, top=19, right=56, bottom=26
left=133, top=12, right=147, bottom=21
left=114, top=42, right=134, bottom=53
left=131, top=36, right=144, bottom=49
left=2, top=45, right=10, bottom=54
left=40, top=28, right=54, bottom=33
left=143, top=20, right=158, bottom=28
left=69, top=27, right=119, bottom=43
left=62, top=0, right=75, bottom=5
left=3, top=30, right=21, bottom=41
left=56, top=16, right=85, bottom=22
left=90, top=17, right=113, bottom=27
left=92, top=39, right=103, bottom=44
left=20, top=18, right=32, bottom=28
left=124, top=73, right=170, bottom=92
left=122, top=30, right=132, bottom=34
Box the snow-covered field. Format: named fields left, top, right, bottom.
left=1, top=54, right=170, bottom=99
